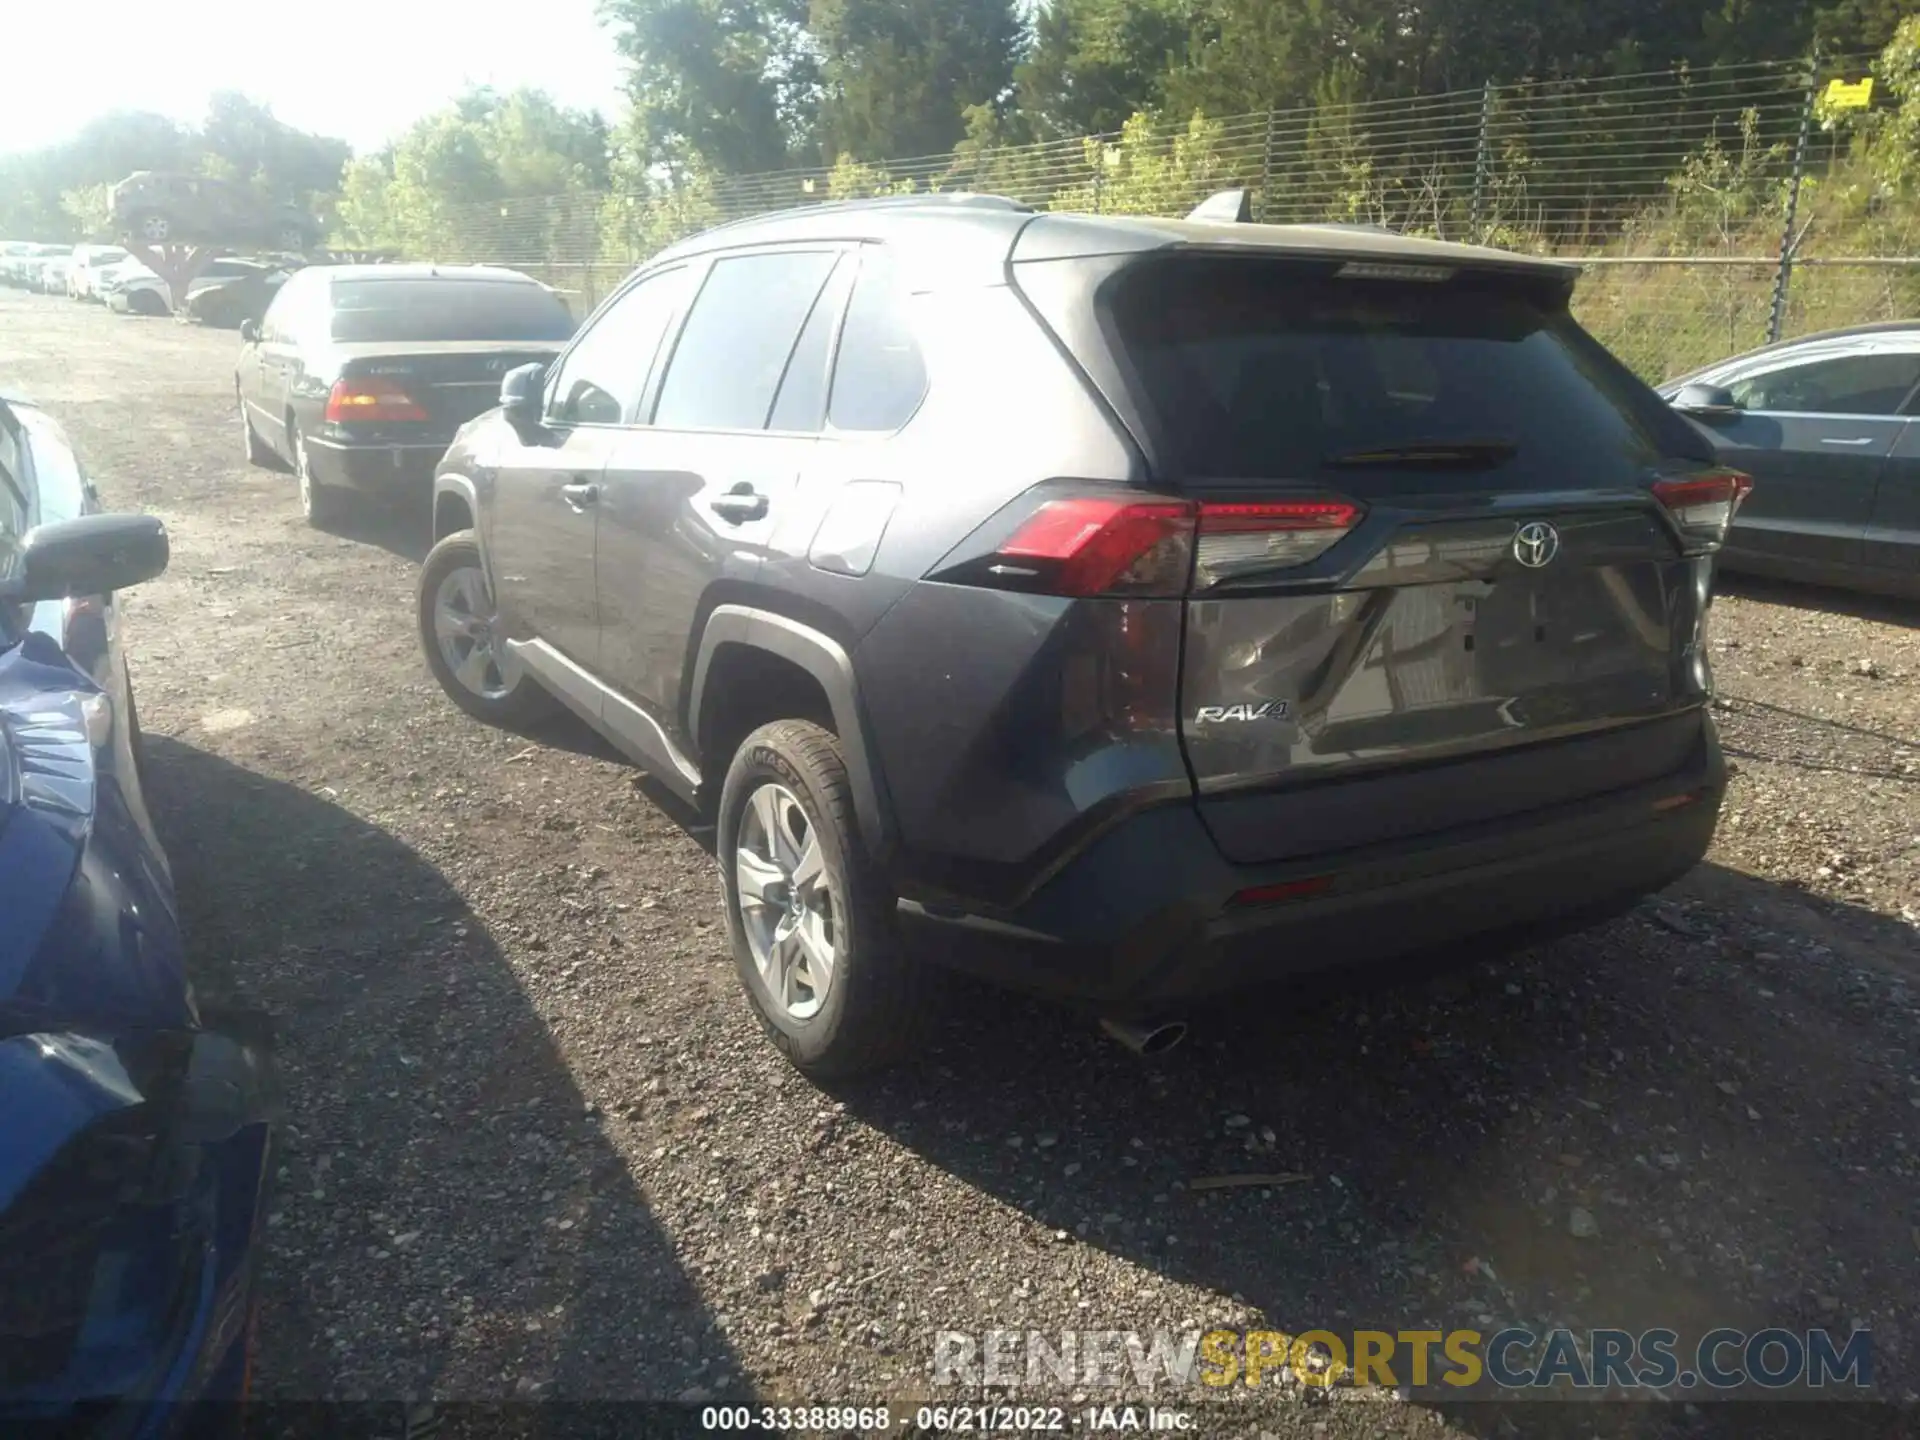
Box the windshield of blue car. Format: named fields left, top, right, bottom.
left=326, top=279, right=575, bottom=344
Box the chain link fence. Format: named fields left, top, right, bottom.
left=360, top=54, right=1918, bottom=381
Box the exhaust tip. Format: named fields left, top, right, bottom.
left=1100, top=1017, right=1189, bottom=1057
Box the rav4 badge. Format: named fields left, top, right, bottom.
left=1194, top=701, right=1292, bottom=723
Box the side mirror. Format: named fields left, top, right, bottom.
left=239, top=319, right=260, bottom=343
left=9, top=514, right=169, bottom=603
left=1672, top=383, right=1741, bottom=421
left=500, top=361, right=547, bottom=425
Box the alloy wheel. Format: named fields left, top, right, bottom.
left=734, top=782, right=836, bottom=1021
left=431, top=564, right=517, bottom=701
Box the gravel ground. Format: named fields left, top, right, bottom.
left=3, top=289, right=1917, bottom=1438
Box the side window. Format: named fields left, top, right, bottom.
left=768, top=255, right=855, bottom=433
left=0, top=412, right=27, bottom=534
left=827, top=246, right=928, bottom=432
left=1728, top=351, right=1920, bottom=417
left=547, top=266, right=692, bottom=426
left=653, top=250, right=840, bottom=431
left=258, top=277, right=298, bottom=342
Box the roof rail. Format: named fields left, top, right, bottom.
left=1187, top=189, right=1253, bottom=223
left=683, top=191, right=1034, bottom=244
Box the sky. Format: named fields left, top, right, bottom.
left=0, top=0, right=630, bottom=156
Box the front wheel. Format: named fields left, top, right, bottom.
left=718, top=720, right=932, bottom=1077
left=417, top=530, right=558, bottom=729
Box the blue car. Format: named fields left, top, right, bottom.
left=1, top=392, right=276, bottom=1435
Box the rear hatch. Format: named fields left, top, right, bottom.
left=1016, top=248, right=1736, bottom=864
left=330, top=343, right=566, bottom=433
left=321, top=276, right=576, bottom=439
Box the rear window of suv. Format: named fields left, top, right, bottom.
left=328, top=279, right=575, bottom=344
left=1101, top=256, right=1709, bottom=487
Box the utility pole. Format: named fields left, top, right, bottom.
left=1469, top=81, right=1495, bottom=242
left=1768, top=50, right=1820, bottom=345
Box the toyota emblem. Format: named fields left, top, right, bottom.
left=1512, top=521, right=1561, bottom=569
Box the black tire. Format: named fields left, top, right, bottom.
left=417, top=530, right=559, bottom=729
left=133, top=212, right=172, bottom=244
left=718, top=720, right=932, bottom=1077
left=289, top=421, right=345, bottom=529
left=238, top=394, right=272, bottom=468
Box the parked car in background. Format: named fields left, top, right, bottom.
left=37, top=256, right=70, bottom=295
left=237, top=264, right=575, bottom=526
left=185, top=264, right=296, bottom=331
left=0, top=390, right=276, bottom=1432
left=65, top=245, right=130, bottom=302
left=415, top=194, right=1747, bottom=1077
left=109, top=171, right=322, bottom=251
left=1663, top=322, right=1920, bottom=598
left=99, top=259, right=167, bottom=314
left=108, top=256, right=285, bottom=317
left=2, top=245, right=51, bottom=287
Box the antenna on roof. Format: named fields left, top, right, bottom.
left=1187, top=189, right=1252, bottom=224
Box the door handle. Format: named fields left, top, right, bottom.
left=709, top=488, right=769, bottom=523
left=1818, top=436, right=1876, bottom=446
left=561, top=481, right=600, bottom=509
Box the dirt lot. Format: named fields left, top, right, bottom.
left=3, top=288, right=1918, bottom=1435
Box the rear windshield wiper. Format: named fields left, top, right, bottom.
left=1324, top=439, right=1518, bottom=469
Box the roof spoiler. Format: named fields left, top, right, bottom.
left=1187, top=189, right=1253, bottom=223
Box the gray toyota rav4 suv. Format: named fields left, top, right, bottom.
left=417, top=193, right=1750, bottom=1076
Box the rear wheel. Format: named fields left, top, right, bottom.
left=718, top=720, right=932, bottom=1077
left=134, top=212, right=172, bottom=244
left=289, top=422, right=344, bottom=529
left=417, top=530, right=558, bottom=729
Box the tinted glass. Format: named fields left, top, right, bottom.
left=1105, top=257, right=1708, bottom=488
left=1726, top=351, right=1920, bottom=416
left=653, top=251, right=839, bottom=431
left=828, top=248, right=927, bottom=432
left=0, top=413, right=26, bottom=540
left=547, top=267, right=692, bottom=426
left=768, top=255, right=854, bottom=433
left=327, top=279, right=575, bottom=343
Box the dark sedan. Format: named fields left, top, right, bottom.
left=1661, top=322, right=1920, bottom=598
left=1, top=392, right=276, bottom=1435
left=234, top=264, right=577, bottom=527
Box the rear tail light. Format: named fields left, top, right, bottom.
left=949, top=489, right=1364, bottom=598
left=1193, top=500, right=1362, bottom=589
left=1652, top=471, right=1752, bottom=550
left=993, top=497, right=1195, bottom=596
left=325, top=378, right=428, bottom=424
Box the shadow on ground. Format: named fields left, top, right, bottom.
left=1718, top=571, right=1919, bottom=629
left=837, top=864, right=1916, bottom=1434
left=143, top=735, right=738, bottom=1405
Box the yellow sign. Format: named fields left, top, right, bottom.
left=1823, top=77, right=1874, bottom=110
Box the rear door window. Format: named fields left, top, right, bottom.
left=653, top=250, right=840, bottom=431
left=768, top=255, right=855, bottom=433
left=1102, top=256, right=1709, bottom=489
left=827, top=247, right=927, bottom=432
left=1726, top=351, right=1920, bottom=416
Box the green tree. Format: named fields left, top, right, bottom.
left=1015, top=0, right=1190, bottom=138
left=599, top=0, right=816, bottom=172
left=200, top=92, right=350, bottom=202
left=811, top=0, right=1025, bottom=160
